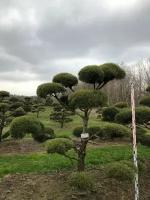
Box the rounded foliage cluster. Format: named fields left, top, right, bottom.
left=100, top=63, right=126, bottom=83
left=0, top=91, right=10, bottom=98
left=139, top=133, right=150, bottom=147
left=33, top=127, right=55, bottom=142
left=12, top=107, right=26, bottom=117
left=114, top=102, right=128, bottom=108
left=10, top=116, right=44, bottom=139
left=37, top=82, right=65, bottom=98
left=106, top=161, right=135, bottom=182
left=102, top=106, right=119, bottom=122
left=69, top=172, right=95, bottom=190
left=53, top=73, right=78, bottom=89
left=72, top=127, right=83, bottom=137
left=0, top=103, right=9, bottom=112
left=72, top=122, right=130, bottom=139
left=70, top=89, right=107, bottom=110
left=46, top=138, right=73, bottom=154
left=146, top=85, right=150, bottom=93
left=115, top=106, right=150, bottom=124
left=78, top=65, right=104, bottom=85
left=139, top=96, right=150, bottom=107
left=10, top=102, right=24, bottom=110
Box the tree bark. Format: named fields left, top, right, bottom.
left=82, top=110, right=89, bottom=133
left=77, top=139, right=88, bottom=171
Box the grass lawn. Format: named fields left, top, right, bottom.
left=0, top=144, right=149, bottom=178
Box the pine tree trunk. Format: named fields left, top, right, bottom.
left=82, top=111, right=89, bottom=133
left=78, top=153, right=85, bottom=171
left=77, top=139, right=88, bottom=171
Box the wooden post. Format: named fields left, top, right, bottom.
left=131, top=83, right=139, bottom=200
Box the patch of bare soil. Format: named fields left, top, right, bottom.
left=0, top=139, right=129, bottom=155
left=0, top=139, right=44, bottom=154
left=0, top=162, right=149, bottom=200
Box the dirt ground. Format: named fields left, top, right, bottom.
left=0, top=139, right=149, bottom=200
left=0, top=139, right=129, bottom=155
left=0, top=139, right=44, bottom=154
left=0, top=164, right=149, bottom=200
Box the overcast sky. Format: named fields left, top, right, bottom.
left=0, top=0, right=150, bottom=95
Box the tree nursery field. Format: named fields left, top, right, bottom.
left=0, top=64, right=150, bottom=200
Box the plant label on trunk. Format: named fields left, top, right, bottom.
left=81, top=133, right=89, bottom=140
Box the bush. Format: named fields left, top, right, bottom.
left=115, top=107, right=150, bottom=124
left=139, top=134, right=150, bottom=147
left=99, top=122, right=130, bottom=139
left=146, top=85, right=150, bottom=93
left=10, top=116, right=44, bottom=139
left=139, top=96, right=150, bottom=107
left=114, top=102, right=128, bottom=108
left=102, top=106, right=119, bottom=122
left=69, top=172, right=95, bottom=190
left=12, top=107, right=26, bottom=117
left=106, top=161, right=135, bottom=182
left=2, top=130, right=10, bottom=140
left=46, top=138, right=73, bottom=154
left=136, top=127, right=147, bottom=142
left=72, top=127, right=83, bottom=137
left=73, top=123, right=130, bottom=139
left=33, top=127, right=55, bottom=143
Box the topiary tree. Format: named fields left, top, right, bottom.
left=37, top=64, right=126, bottom=171
left=0, top=92, right=27, bottom=142
left=50, top=103, right=73, bottom=128
left=23, top=97, right=33, bottom=112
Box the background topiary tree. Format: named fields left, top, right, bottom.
left=0, top=91, right=26, bottom=142
left=50, top=103, right=73, bottom=128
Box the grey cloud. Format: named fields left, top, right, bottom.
left=0, top=0, right=150, bottom=94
